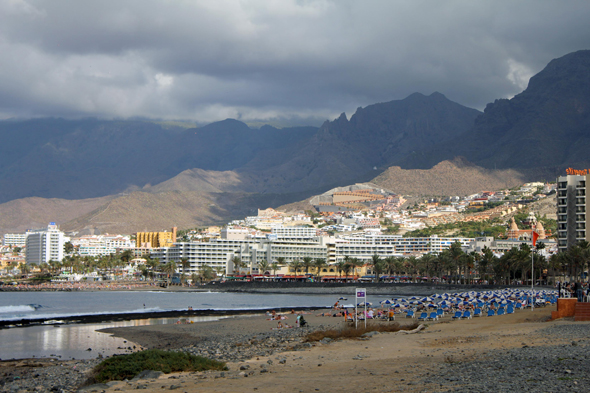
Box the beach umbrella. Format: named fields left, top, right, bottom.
left=421, top=297, right=434, bottom=302
left=357, top=302, right=372, bottom=307
left=380, top=300, right=393, bottom=305
left=427, top=303, right=437, bottom=308
left=409, top=296, right=421, bottom=300
left=338, top=297, right=348, bottom=300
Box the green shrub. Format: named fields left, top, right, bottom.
left=90, top=349, right=227, bottom=383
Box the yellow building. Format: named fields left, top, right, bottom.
left=136, top=227, right=177, bottom=248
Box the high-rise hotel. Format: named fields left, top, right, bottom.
left=557, top=170, right=589, bottom=253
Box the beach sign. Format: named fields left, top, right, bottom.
left=356, top=288, right=367, bottom=329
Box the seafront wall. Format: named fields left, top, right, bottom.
left=205, top=282, right=551, bottom=296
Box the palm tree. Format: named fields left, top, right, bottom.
left=231, top=256, right=244, bottom=275
left=418, top=253, right=436, bottom=279
left=18, top=263, right=30, bottom=276
left=258, top=260, right=271, bottom=276
left=120, top=249, right=134, bottom=265
left=548, top=253, right=562, bottom=286
left=478, top=247, right=496, bottom=283
left=48, top=259, right=62, bottom=276
left=342, top=256, right=352, bottom=280
left=209, top=266, right=224, bottom=280
left=313, top=258, right=327, bottom=281
left=198, top=265, right=215, bottom=283
left=302, top=257, right=314, bottom=277
left=405, top=256, right=418, bottom=281
left=346, top=258, right=363, bottom=279
left=369, top=254, right=383, bottom=282
left=162, top=260, right=177, bottom=285
left=289, top=260, right=302, bottom=277
left=180, top=258, right=190, bottom=285
left=147, top=257, right=160, bottom=280
left=270, top=262, right=280, bottom=280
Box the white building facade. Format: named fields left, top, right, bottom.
left=3, top=233, right=28, bottom=247
left=25, top=223, right=67, bottom=265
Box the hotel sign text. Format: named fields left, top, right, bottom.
left=566, top=168, right=590, bottom=175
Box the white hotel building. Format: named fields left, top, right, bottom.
left=25, top=223, right=67, bottom=265
left=2, top=233, right=28, bottom=247
left=71, top=235, right=134, bottom=257
left=151, top=225, right=473, bottom=275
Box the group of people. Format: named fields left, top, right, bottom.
left=557, top=281, right=590, bottom=302
left=267, top=309, right=307, bottom=329
left=0, top=281, right=149, bottom=291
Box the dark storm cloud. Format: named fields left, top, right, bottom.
left=0, top=0, right=589, bottom=123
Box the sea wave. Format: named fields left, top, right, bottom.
left=0, top=304, right=38, bottom=314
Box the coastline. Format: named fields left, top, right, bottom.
left=6, top=303, right=590, bottom=393
left=0, top=306, right=330, bottom=329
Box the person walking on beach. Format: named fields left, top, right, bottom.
left=577, top=282, right=584, bottom=302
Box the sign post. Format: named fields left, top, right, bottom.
left=356, top=288, right=366, bottom=329
left=532, top=229, right=539, bottom=311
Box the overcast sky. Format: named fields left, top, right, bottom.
left=1, top=0, right=589, bottom=125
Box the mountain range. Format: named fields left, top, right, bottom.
left=1, top=49, right=589, bottom=235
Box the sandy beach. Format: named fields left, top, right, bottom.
left=5, top=302, right=590, bottom=393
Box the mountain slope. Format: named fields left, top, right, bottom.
left=239, top=92, right=482, bottom=193
left=371, top=157, right=526, bottom=196
left=0, top=195, right=114, bottom=234
left=0, top=119, right=317, bottom=203
left=400, top=50, right=590, bottom=172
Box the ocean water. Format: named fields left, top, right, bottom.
left=0, top=291, right=365, bottom=321
left=0, top=290, right=391, bottom=360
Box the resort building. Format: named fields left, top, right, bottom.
left=151, top=235, right=330, bottom=276
left=71, top=234, right=134, bottom=257
left=25, top=223, right=67, bottom=265
left=332, top=235, right=472, bottom=263
left=151, top=232, right=474, bottom=276
left=270, top=226, right=318, bottom=239
left=463, top=236, right=556, bottom=258
left=136, top=227, right=177, bottom=248
left=556, top=173, right=589, bottom=252
left=2, top=233, right=28, bottom=247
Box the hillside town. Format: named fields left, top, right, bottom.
left=0, top=181, right=567, bottom=287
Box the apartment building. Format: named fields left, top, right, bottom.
left=25, top=223, right=66, bottom=265
left=2, top=233, right=28, bottom=247
left=136, top=227, right=177, bottom=248
left=71, top=235, right=134, bottom=257
left=152, top=236, right=329, bottom=275
left=333, top=235, right=472, bottom=263
left=152, top=232, right=474, bottom=276
left=556, top=173, right=589, bottom=252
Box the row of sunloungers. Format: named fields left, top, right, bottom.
left=407, top=295, right=558, bottom=322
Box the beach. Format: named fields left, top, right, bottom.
left=4, top=303, right=590, bottom=392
